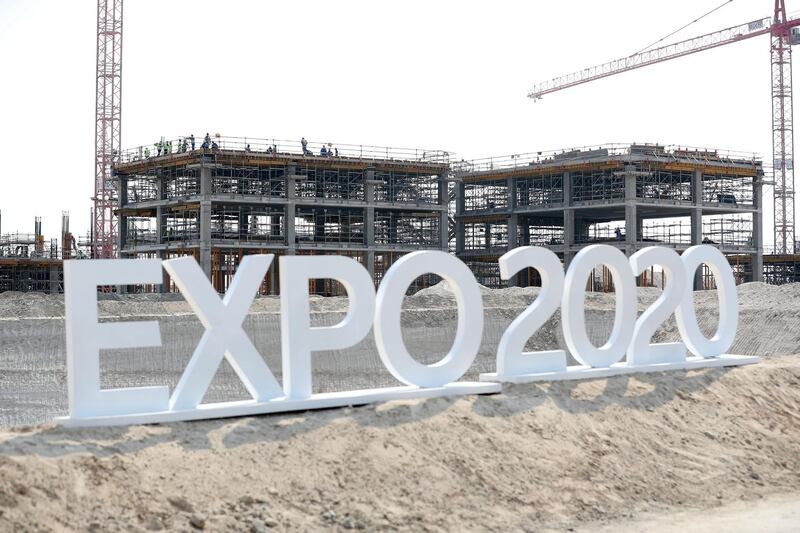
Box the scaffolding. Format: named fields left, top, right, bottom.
left=577, top=221, right=626, bottom=244
left=515, top=174, right=564, bottom=207
left=126, top=216, right=158, bottom=245
left=463, top=180, right=508, bottom=212
left=571, top=169, right=624, bottom=203
left=518, top=217, right=564, bottom=246
left=701, top=215, right=754, bottom=248
left=212, top=165, right=286, bottom=197
left=636, top=166, right=693, bottom=202
left=211, top=205, right=285, bottom=242
left=374, top=211, right=440, bottom=247
left=163, top=167, right=199, bottom=200
left=295, top=207, right=365, bottom=245
left=374, top=171, right=439, bottom=204
left=296, top=167, right=363, bottom=201
left=702, top=173, right=755, bottom=205
left=162, top=207, right=200, bottom=242
left=641, top=218, right=692, bottom=245
left=462, top=220, right=509, bottom=251
left=763, top=254, right=800, bottom=284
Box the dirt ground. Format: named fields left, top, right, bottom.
left=0, top=355, right=798, bottom=532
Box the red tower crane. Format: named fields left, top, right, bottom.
left=528, top=0, right=800, bottom=254
left=93, top=0, right=123, bottom=259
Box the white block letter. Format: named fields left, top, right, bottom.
left=279, top=255, right=376, bottom=400
left=374, top=251, right=483, bottom=388
left=64, top=259, right=168, bottom=418
left=165, top=255, right=283, bottom=410
left=562, top=245, right=636, bottom=368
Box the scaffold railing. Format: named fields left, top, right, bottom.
left=453, top=143, right=761, bottom=175
left=117, top=135, right=451, bottom=166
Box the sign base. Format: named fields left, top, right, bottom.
left=479, top=354, right=759, bottom=384
left=55, top=381, right=502, bottom=428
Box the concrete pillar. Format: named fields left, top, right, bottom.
left=624, top=165, right=637, bottom=256
left=365, top=169, right=377, bottom=268
left=624, top=203, right=637, bottom=253
left=519, top=216, right=530, bottom=245
left=508, top=214, right=518, bottom=250
left=117, top=212, right=127, bottom=253
left=199, top=200, right=212, bottom=279
left=156, top=172, right=164, bottom=201
left=507, top=214, right=519, bottom=286
left=752, top=174, right=764, bottom=281
left=49, top=265, right=60, bottom=295
left=156, top=206, right=163, bottom=244
left=563, top=171, right=573, bottom=268
left=286, top=164, right=297, bottom=254
left=157, top=249, right=170, bottom=293
left=455, top=181, right=465, bottom=254
left=692, top=169, right=704, bottom=289
left=117, top=175, right=127, bottom=254
left=439, top=172, right=450, bottom=251
left=440, top=209, right=449, bottom=251
left=199, top=164, right=213, bottom=278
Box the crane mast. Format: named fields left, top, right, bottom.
left=772, top=0, right=796, bottom=253
left=93, top=0, right=123, bottom=259
left=528, top=1, right=800, bottom=254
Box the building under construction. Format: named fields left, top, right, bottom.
left=0, top=212, right=91, bottom=293
left=454, top=144, right=764, bottom=289
left=115, top=136, right=451, bottom=295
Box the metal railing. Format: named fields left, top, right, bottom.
left=118, top=135, right=451, bottom=166
left=453, top=143, right=761, bottom=175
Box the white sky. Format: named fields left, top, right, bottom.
left=0, top=0, right=788, bottom=244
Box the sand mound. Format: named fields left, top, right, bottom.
left=0, top=356, right=798, bottom=531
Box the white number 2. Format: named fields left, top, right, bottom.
left=628, top=247, right=686, bottom=366
left=495, top=247, right=566, bottom=377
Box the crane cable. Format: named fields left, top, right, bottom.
left=631, top=0, right=735, bottom=56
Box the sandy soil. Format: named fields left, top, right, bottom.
left=0, top=355, right=798, bottom=532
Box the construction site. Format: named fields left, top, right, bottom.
left=4, top=1, right=800, bottom=531
left=454, top=143, right=764, bottom=289
left=0, top=212, right=91, bottom=294
left=115, top=137, right=450, bottom=295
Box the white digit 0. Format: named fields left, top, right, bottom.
left=563, top=245, right=636, bottom=367
left=675, top=245, right=738, bottom=357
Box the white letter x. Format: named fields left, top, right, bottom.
left=164, top=255, right=282, bottom=411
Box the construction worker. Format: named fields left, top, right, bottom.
left=320, top=145, right=328, bottom=157
left=190, top=134, right=195, bottom=151
left=144, top=147, right=151, bottom=158
left=301, top=137, right=308, bottom=155
left=204, top=133, right=211, bottom=147
left=246, top=144, right=251, bottom=153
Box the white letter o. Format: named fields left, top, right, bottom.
left=374, top=251, right=483, bottom=388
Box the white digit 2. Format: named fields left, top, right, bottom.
left=496, top=247, right=566, bottom=376
left=628, top=247, right=687, bottom=365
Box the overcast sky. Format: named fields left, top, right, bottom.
left=0, top=0, right=787, bottom=244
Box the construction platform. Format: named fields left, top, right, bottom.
left=115, top=136, right=451, bottom=295
left=453, top=143, right=764, bottom=289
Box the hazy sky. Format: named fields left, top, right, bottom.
left=0, top=0, right=787, bottom=244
